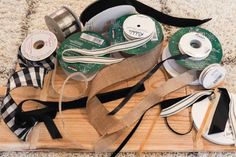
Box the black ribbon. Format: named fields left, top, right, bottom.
left=208, top=88, right=230, bottom=134
left=111, top=90, right=216, bottom=156
left=80, top=0, right=211, bottom=27
left=15, top=84, right=145, bottom=139
left=108, top=54, right=189, bottom=115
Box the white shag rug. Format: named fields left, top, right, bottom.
left=0, top=0, right=236, bottom=156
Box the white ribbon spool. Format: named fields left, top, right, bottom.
left=84, top=5, right=137, bottom=33
left=199, top=64, right=226, bottom=89
left=21, top=31, right=57, bottom=61
left=123, top=14, right=156, bottom=40
left=178, top=32, right=212, bottom=60
left=62, top=14, right=156, bottom=65
left=192, top=94, right=235, bottom=145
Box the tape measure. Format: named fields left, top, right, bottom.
left=169, top=27, right=223, bottom=70
left=108, top=14, right=164, bottom=55
left=57, top=31, right=110, bottom=79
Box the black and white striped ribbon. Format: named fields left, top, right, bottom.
left=18, top=47, right=56, bottom=71
left=0, top=48, right=55, bottom=140
left=160, top=90, right=213, bottom=117
left=1, top=67, right=47, bottom=140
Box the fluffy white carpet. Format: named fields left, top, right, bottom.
left=0, top=0, right=236, bottom=156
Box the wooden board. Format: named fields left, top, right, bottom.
left=0, top=64, right=235, bottom=152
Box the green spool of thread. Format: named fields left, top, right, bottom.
left=57, top=31, right=110, bottom=79
left=108, top=14, right=164, bottom=55
left=168, top=27, right=223, bottom=70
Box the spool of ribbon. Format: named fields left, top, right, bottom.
left=0, top=30, right=147, bottom=140
left=88, top=27, right=226, bottom=153
left=162, top=27, right=226, bottom=89
left=57, top=31, right=112, bottom=80
left=61, top=14, right=161, bottom=66
left=192, top=88, right=233, bottom=145
left=0, top=30, right=58, bottom=140
left=45, top=6, right=82, bottom=42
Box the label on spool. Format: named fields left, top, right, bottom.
left=169, top=27, right=223, bottom=70
left=108, top=14, right=163, bottom=55
left=123, top=14, right=156, bottom=40
left=199, top=64, right=226, bottom=89
left=21, top=31, right=58, bottom=61
left=57, top=31, right=109, bottom=76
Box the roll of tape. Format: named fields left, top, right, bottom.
left=169, top=27, right=223, bottom=70
left=45, top=6, right=82, bottom=42
left=108, top=14, right=164, bottom=55
left=21, top=30, right=57, bottom=62
left=57, top=31, right=110, bottom=80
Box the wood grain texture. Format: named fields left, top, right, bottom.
left=0, top=64, right=235, bottom=152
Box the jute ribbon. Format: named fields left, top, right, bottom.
left=86, top=42, right=162, bottom=135
left=92, top=70, right=197, bottom=152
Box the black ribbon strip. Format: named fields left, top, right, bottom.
left=110, top=90, right=216, bottom=156
left=164, top=117, right=193, bottom=136
left=208, top=88, right=230, bottom=134
left=15, top=84, right=145, bottom=139
left=108, top=54, right=189, bottom=115
left=80, top=0, right=211, bottom=27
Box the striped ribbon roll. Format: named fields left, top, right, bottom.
left=61, top=14, right=156, bottom=65
left=45, top=6, right=82, bottom=42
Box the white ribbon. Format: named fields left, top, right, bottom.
left=62, top=31, right=154, bottom=65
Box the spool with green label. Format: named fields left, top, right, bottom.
left=108, top=14, right=164, bottom=55
left=168, top=27, right=223, bottom=70
left=57, top=31, right=110, bottom=79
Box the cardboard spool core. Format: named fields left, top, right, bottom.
left=33, top=40, right=45, bottom=49
left=190, top=39, right=202, bottom=49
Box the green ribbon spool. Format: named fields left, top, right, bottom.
left=57, top=31, right=109, bottom=76
left=108, top=14, right=164, bottom=55
left=169, top=27, right=223, bottom=70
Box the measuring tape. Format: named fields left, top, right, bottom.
left=45, top=6, right=82, bottom=42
